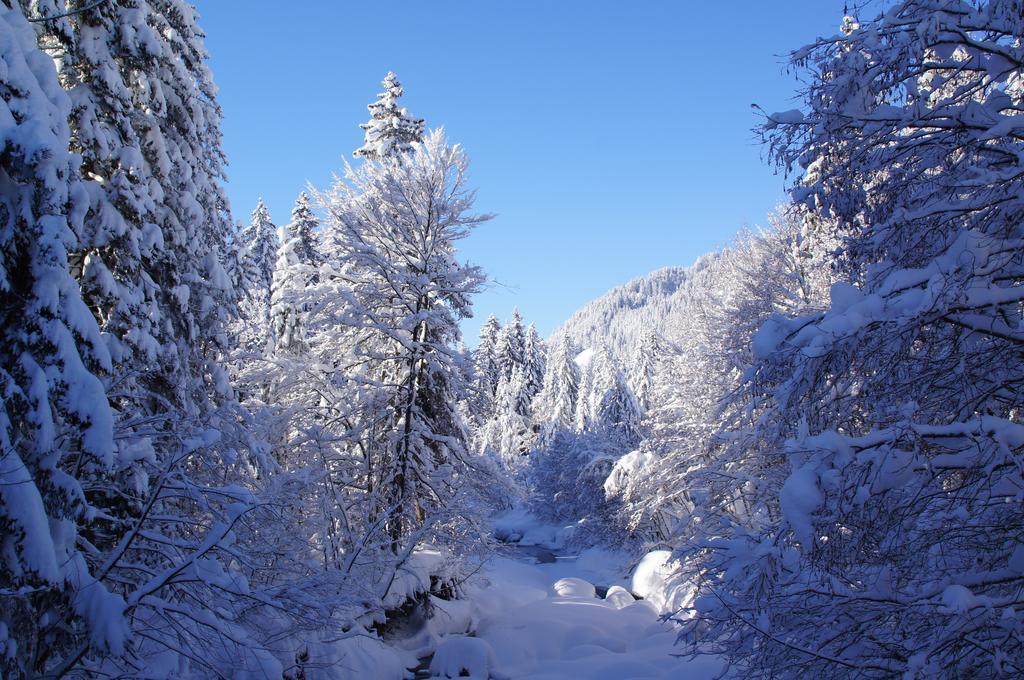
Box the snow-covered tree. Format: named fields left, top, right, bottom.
left=628, top=330, right=659, bottom=413
left=532, top=334, right=580, bottom=441
left=574, top=346, right=620, bottom=433
left=241, top=198, right=279, bottom=317
left=521, top=322, right=546, bottom=409
left=286, top=191, right=322, bottom=268
left=15, top=2, right=281, bottom=675
left=0, top=9, right=120, bottom=673
left=268, top=226, right=310, bottom=355
left=598, top=368, right=643, bottom=448
left=496, top=307, right=525, bottom=381
left=353, top=71, right=424, bottom=160
left=475, top=314, right=503, bottom=402
left=479, top=368, right=532, bottom=463
left=321, top=128, right=490, bottom=550
left=574, top=353, right=595, bottom=432
left=683, top=5, right=1024, bottom=676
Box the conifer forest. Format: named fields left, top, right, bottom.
left=1, top=1, right=1023, bottom=678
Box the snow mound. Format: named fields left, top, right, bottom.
left=429, top=636, right=501, bottom=680
left=603, top=585, right=635, bottom=609
left=552, top=577, right=597, bottom=599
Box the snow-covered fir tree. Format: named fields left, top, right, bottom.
left=597, top=368, right=643, bottom=448
left=14, top=2, right=279, bottom=675
left=628, top=330, right=659, bottom=413
left=0, top=8, right=119, bottom=673
left=521, top=323, right=547, bottom=410
left=353, top=71, right=425, bottom=160
left=475, top=314, right=503, bottom=403
left=267, top=226, right=310, bottom=355
left=495, top=307, right=525, bottom=381
left=532, top=334, right=580, bottom=441
left=479, top=367, right=533, bottom=463
left=285, top=191, right=322, bottom=268
left=241, top=198, right=279, bottom=319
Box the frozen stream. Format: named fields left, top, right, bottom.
left=412, top=528, right=725, bottom=679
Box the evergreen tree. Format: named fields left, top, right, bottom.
left=19, top=2, right=274, bottom=675
left=0, top=9, right=121, bottom=673
left=241, top=198, right=279, bottom=317
left=597, top=368, right=643, bottom=447
left=475, top=314, right=502, bottom=401
left=480, top=368, right=532, bottom=463
left=267, top=227, right=309, bottom=355
left=628, top=330, right=659, bottom=413
left=521, top=323, right=546, bottom=410
left=533, top=334, right=580, bottom=441
left=286, top=191, right=322, bottom=269
left=353, top=71, right=424, bottom=160
left=27, top=0, right=239, bottom=410
left=496, top=307, right=525, bottom=380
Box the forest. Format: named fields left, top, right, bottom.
left=1, top=1, right=1022, bottom=678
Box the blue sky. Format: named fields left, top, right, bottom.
left=196, top=1, right=845, bottom=341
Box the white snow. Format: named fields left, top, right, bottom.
left=426, top=515, right=724, bottom=679
left=551, top=577, right=596, bottom=599
left=460, top=553, right=723, bottom=679
left=429, top=636, right=501, bottom=679
left=630, top=550, right=696, bottom=615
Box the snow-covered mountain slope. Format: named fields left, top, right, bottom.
left=553, top=255, right=719, bottom=362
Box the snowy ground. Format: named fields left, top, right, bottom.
left=416, top=510, right=725, bottom=679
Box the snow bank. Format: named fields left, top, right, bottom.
left=429, top=636, right=501, bottom=679
left=329, top=634, right=412, bottom=680
left=382, top=549, right=447, bottom=609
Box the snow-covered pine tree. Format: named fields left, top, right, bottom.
left=26, top=0, right=239, bottom=410
left=0, top=8, right=122, bottom=673
left=575, top=345, right=619, bottom=432
left=521, top=322, right=546, bottom=409
left=574, top=353, right=595, bottom=432
left=533, top=334, right=580, bottom=441
left=628, top=330, right=659, bottom=413
left=479, top=368, right=533, bottom=463
left=496, top=307, right=525, bottom=381
left=475, top=314, right=503, bottom=402
left=286, top=191, right=322, bottom=269
left=321, top=128, right=490, bottom=551
left=19, top=2, right=278, bottom=675
left=241, top=198, right=279, bottom=321
left=597, top=367, right=643, bottom=448
left=268, top=226, right=309, bottom=355
left=353, top=71, right=425, bottom=160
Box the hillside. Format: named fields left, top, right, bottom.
left=553, top=254, right=720, bottom=362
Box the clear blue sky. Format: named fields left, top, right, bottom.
left=195, top=1, right=845, bottom=341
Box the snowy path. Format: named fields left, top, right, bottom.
left=424, top=542, right=724, bottom=679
